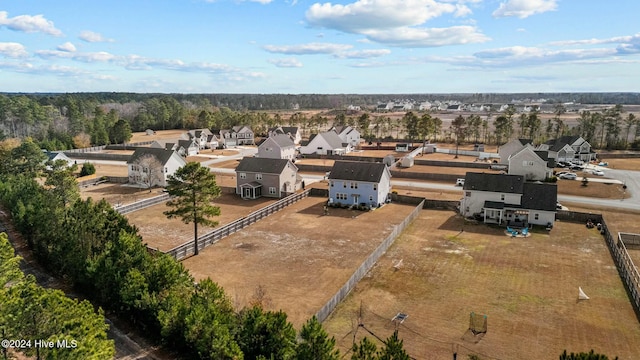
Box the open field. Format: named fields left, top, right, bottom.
left=126, top=193, right=277, bottom=252
left=80, top=183, right=163, bottom=205
left=129, top=129, right=187, bottom=143
left=323, top=210, right=640, bottom=359
left=182, top=196, right=418, bottom=328
left=557, top=178, right=629, bottom=199
left=597, top=158, right=640, bottom=171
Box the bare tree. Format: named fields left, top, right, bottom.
left=134, top=154, right=164, bottom=192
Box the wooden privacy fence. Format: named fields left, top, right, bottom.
left=315, top=200, right=425, bottom=322
left=113, top=193, right=171, bottom=215
left=614, top=232, right=640, bottom=314
left=165, top=190, right=311, bottom=260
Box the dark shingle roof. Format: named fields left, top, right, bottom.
left=127, top=148, right=179, bottom=165
left=328, top=161, right=388, bottom=182
left=265, top=134, right=295, bottom=148
left=518, top=138, right=533, bottom=146
left=521, top=182, right=557, bottom=211
left=463, top=172, right=524, bottom=194
left=235, top=157, right=295, bottom=174
left=178, top=139, right=196, bottom=149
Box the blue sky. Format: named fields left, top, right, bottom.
left=1, top=0, right=639, bottom=94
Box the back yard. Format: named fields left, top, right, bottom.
left=182, top=196, right=419, bottom=328
left=323, top=210, right=640, bottom=359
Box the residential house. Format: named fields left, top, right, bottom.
left=459, top=172, right=557, bottom=227
left=44, top=151, right=75, bottom=168
left=544, top=136, right=595, bottom=162
left=507, top=147, right=554, bottom=181
left=268, top=126, right=302, bottom=145
left=186, top=129, right=214, bottom=149
left=498, top=138, right=533, bottom=164
left=257, top=134, right=296, bottom=160
left=331, top=125, right=361, bottom=147
left=220, top=125, right=254, bottom=147
left=299, top=131, right=350, bottom=155
left=127, top=148, right=186, bottom=188
left=235, top=157, right=300, bottom=199
left=327, top=161, right=392, bottom=209
left=177, top=139, right=199, bottom=156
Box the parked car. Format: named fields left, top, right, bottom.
left=456, top=178, right=465, bottom=186
left=591, top=169, right=605, bottom=176
left=555, top=171, right=568, bottom=177
left=559, top=172, right=577, bottom=180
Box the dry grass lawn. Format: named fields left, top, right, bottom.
left=126, top=193, right=277, bottom=252
left=182, top=196, right=419, bottom=328
left=323, top=210, right=640, bottom=360
left=80, top=183, right=163, bottom=205
left=598, top=158, right=640, bottom=171
left=557, top=179, right=629, bottom=199
left=129, top=129, right=187, bottom=143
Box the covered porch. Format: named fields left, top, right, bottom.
left=240, top=182, right=262, bottom=199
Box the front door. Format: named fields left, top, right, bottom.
left=243, top=187, right=252, bottom=199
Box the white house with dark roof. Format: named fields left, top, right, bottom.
left=186, top=129, right=214, bottom=149
left=235, top=157, right=300, bottom=199
left=177, top=139, right=199, bottom=156
left=544, top=136, right=595, bottom=161
left=268, top=126, right=302, bottom=145
left=331, top=125, right=361, bottom=147
left=299, top=131, right=351, bottom=155
left=328, top=160, right=391, bottom=209
left=220, top=125, right=254, bottom=146
left=460, top=172, right=557, bottom=227
left=257, top=134, right=296, bottom=160
left=507, top=147, right=554, bottom=181
left=127, top=148, right=186, bottom=187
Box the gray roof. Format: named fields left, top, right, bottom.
left=236, top=157, right=295, bottom=174
left=521, top=182, right=557, bottom=211
left=265, top=134, right=295, bottom=148
left=317, top=131, right=344, bottom=149
left=328, top=161, right=388, bottom=182
left=127, top=148, right=179, bottom=166
left=463, top=172, right=524, bottom=194
left=178, top=139, right=196, bottom=149
left=518, top=138, right=533, bottom=146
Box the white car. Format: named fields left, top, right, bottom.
left=456, top=178, right=465, bottom=186
left=591, top=169, right=605, bottom=176
left=559, top=172, right=577, bottom=180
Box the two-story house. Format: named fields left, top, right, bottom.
left=507, top=147, right=554, bottom=181
left=327, top=161, right=392, bottom=209
left=545, top=136, right=595, bottom=162
left=256, top=134, right=296, bottom=160
left=235, top=157, right=300, bottom=199
left=460, top=172, right=557, bottom=227
left=186, top=129, right=214, bottom=149
left=127, top=148, right=186, bottom=188
left=331, top=125, right=361, bottom=148
left=498, top=138, right=533, bottom=165
left=220, top=125, right=255, bottom=147
left=299, top=131, right=350, bottom=155
left=268, top=126, right=302, bottom=145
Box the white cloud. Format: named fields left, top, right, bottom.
left=57, top=42, right=77, bottom=52
left=263, top=42, right=353, bottom=54
left=549, top=33, right=640, bottom=47
left=334, top=49, right=391, bottom=59
left=0, top=11, right=63, bottom=36
left=492, top=0, right=557, bottom=19
left=268, top=58, right=303, bottom=67
left=306, top=0, right=459, bottom=33
left=305, top=0, right=486, bottom=48
left=0, top=42, right=28, bottom=58
left=363, top=26, right=489, bottom=47
left=36, top=49, right=118, bottom=63
left=79, top=30, right=114, bottom=43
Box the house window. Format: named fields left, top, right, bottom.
left=501, top=194, right=505, bottom=201
left=523, top=161, right=534, bottom=166
left=343, top=182, right=347, bottom=188
left=350, top=182, right=358, bottom=189
left=373, top=184, right=377, bottom=191
left=330, top=181, right=334, bottom=187
left=164, top=167, right=168, bottom=173
left=239, top=173, right=246, bottom=179
left=336, top=193, right=347, bottom=200
left=269, top=187, right=276, bottom=195
left=534, top=213, right=539, bottom=220
left=256, top=173, right=262, bottom=180
left=369, top=195, right=373, bottom=201
left=465, top=191, right=471, bottom=197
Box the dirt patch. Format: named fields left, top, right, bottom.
left=323, top=210, right=640, bottom=359
left=127, top=194, right=277, bottom=252
left=182, top=197, right=419, bottom=328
